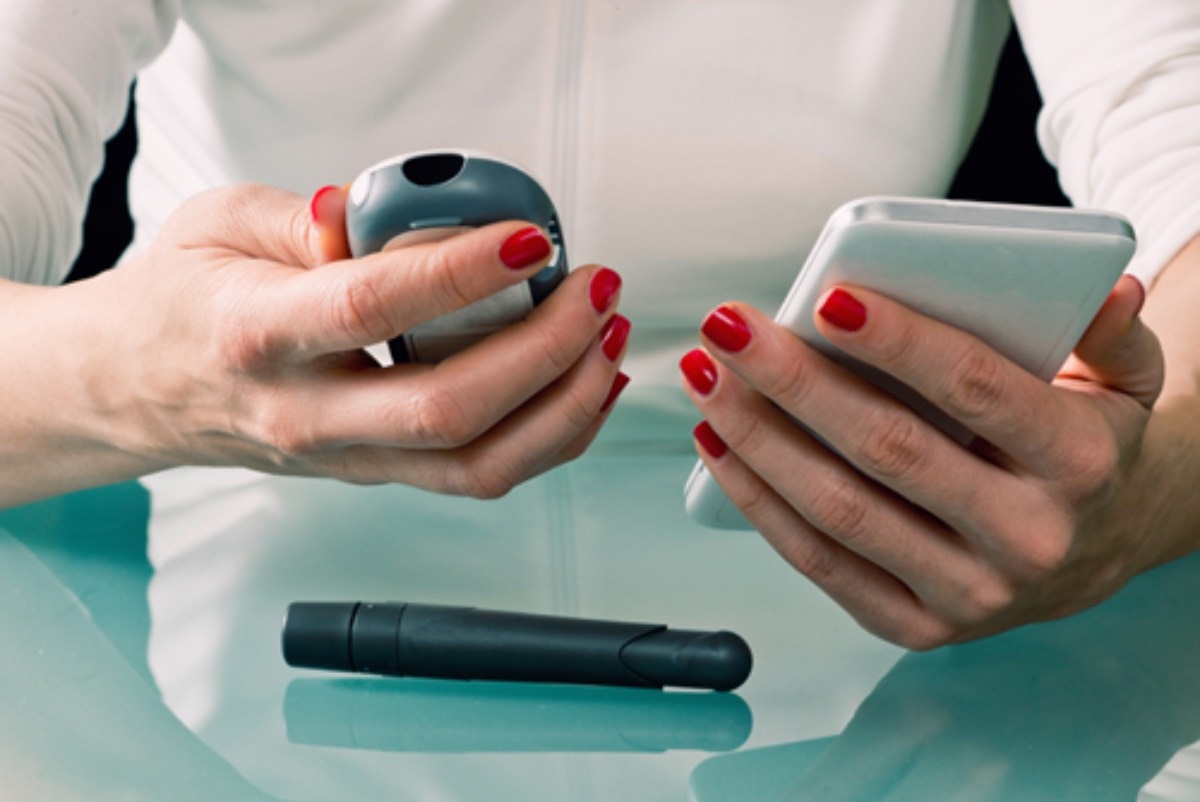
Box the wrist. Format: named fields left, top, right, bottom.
left=1127, top=401, right=1200, bottom=573
left=0, top=273, right=170, bottom=507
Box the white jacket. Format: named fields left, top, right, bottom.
left=3, top=1, right=1199, bottom=383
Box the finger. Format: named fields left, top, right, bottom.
left=548, top=371, right=632, bottom=464
left=1058, top=275, right=1162, bottom=409
left=309, top=184, right=351, bottom=264
left=267, top=221, right=559, bottom=359
left=438, top=363, right=632, bottom=499
left=167, top=183, right=329, bottom=269
left=309, top=333, right=630, bottom=498
left=688, top=418, right=953, bottom=649
left=428, top=313, right=631, bottom=494
left=693, top=304, right=1030, bottom=549
left=263, top=266, right=623, bottom=451
left=810, top=286, right=1076, bottom=472
left=682, top=344, right=1004, bottom=626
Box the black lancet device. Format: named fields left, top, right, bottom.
left=282, top=602, right=753, bottom=692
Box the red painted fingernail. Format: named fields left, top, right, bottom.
left=818, top=288, right=867, bottom=332
left=600, top=314, right=632, bottom=362
left=1129, top=276, right=1146, bottom=316
left=693, top=420, right=728, bottom=459
left=680, top=348, right=718, bottom=395
left=499, top=226, right=552, bottom=269
left=589, top=267, right=622, bottom=314
left=309, top=185, right=338, bottom=224
left=601, top=372, right=631, bottom=412
left=702, top=305, right=752, bottom=352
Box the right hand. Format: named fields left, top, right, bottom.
left=74, top=182, right=630, bottom=498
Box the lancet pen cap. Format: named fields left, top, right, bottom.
left=281, top=602, right=357, bottom=672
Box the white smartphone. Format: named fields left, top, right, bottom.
left=684, top=196, right=1136, bottom=530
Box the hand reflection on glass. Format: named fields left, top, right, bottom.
left=691, top=553, right=1200, bottom=802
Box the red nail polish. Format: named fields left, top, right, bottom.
left=680, top=348, right=718, bottom=395
left=600, top=314, right=632, bottom=362
left=309, top=185, right=338, bottom=224
left=601, top=372, right=631, bottom=413
left=693, top=420, right=728, bottom=459
left=818, top=288, right=867, bottom=332
left=702, top=305, right=752, bottom=352
left=1129, top=276, right=1146, bottom=316
left=499, top=226, right=552, bottom=270
left=589, top=267, right=622, bottom=314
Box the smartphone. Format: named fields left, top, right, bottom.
left=345, top=150, right=567, bottom=363
left=684, top=196, right=1136, bottom=530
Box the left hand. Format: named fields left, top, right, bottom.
left=680, top=275, right=1164, bottom=648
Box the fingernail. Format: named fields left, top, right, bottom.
left=818, top=288, right=867, bottom=332
left=702, top=305, right=752, bottom=352
left=600, top=314, right=632, bottom=362
left=499, top=226, right=552, bottom=269
left=693, top=420, right=728, bottom=459
left=680, top=348, right=718, bottom=395
left=309, top=185, right=339, bottom=224
left=1129, top=276, right=1146, bottom=316
left=601, top=372, right=631, bottom=412
left=589, top=267, right=622, bottom=314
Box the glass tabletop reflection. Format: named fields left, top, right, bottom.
left=3, top=387, right=1199, bottom=801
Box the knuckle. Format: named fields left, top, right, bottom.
left=214, top=298, right=291, bottom=372
left=408, top=385, right=480, bottom=449
left=806, top=476, right=873, bottom=545
left=858, top=411, right=926, bottom=481
left=873, top=319, right=924, bottom=368
left=290, top=203, right=317, bottom=262
left=326, top=272, right=394, bottom=345
left=212, top=183, right=260, bottom=222
left=254, top=399, right=319, bottom=460
left=1055, top=431, right=1121, bottom=498
left=776, top=531, right=840, bottom=586
left=216, top=184, right=273, bottom=241
left=718, top=407, right=773, bottom=459
left=733, top=481, right=777, bottom=527
left=957, top=576, right=1016, bottom=623
left=411, top=244, right=478, bottom=313
left=557, top=434, right=593, bottom=464
left=938, top=348, right=1009, bottom=420
left=166, top=183, right=265, bottom=247
left=558, top=382, right=603, bottom=433
left=223, top=181, right=265, bottom=208
left=761, top=356, right=815, bottom=411
left=529, top=318, right=582, bottom=376
left=218, top=318, right=273, bottom=373
left=454, top=454, right=521, bottom=500
left=1013, top=526, right=1073, bottom=580
left=896, top=620, right=955, bottom=652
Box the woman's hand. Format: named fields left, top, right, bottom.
left=680, top=275, right=1166, bottom=648
left=0, top=183, right=629, bottom=506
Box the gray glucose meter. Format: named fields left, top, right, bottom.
left=346, top=150, right=567, bottom=363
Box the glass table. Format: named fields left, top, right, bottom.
left=3, top=387, right=1199, bottom=801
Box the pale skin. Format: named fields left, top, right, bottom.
left=684, top=234, right=1200, bottom=649
left=0, top=183, right=630, bottom=508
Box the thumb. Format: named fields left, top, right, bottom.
left=308, top=184, right=352, bottom=265
left=166, top=183, right=348, bottom=269
left=1058, top=274, right=1163, bottom=409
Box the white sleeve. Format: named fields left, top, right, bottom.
left=0, top=1, right=179, bottom=285
left=1010, top=0, right=1200, bottom=285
